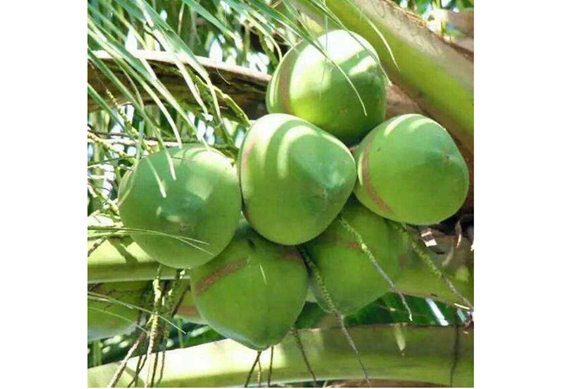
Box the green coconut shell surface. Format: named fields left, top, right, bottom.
left=118, top=144, right=241, bottom=269
left=239, top=114, right=357, bottom=245
left=303, top=197, right=408, bottom=315
left=266, top=29, right=388, bottom=145
left=88, top=281, right=148, bottom=341
left=189, top=222, right=309, bottom=351
left=354, top=114, right=469, bottom=225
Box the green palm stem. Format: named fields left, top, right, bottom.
left=88, top=237, right=473, bottom=306
left=87, top=325, right=474, bottom=387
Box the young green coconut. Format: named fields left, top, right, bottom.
left=303, top=197, right=409, bottom=314
left=354, top=114, right=469, bottom=226
left=239, top=113, right=356, bottom=245
left=189, top=221, right=309, bottom=351
left=88, top=281, right=149, bottom=341
left=266, top=29, right=388, bottom=145
left=118, top=144, right=241, bottom=269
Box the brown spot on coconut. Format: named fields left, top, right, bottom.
left=176, top=289, right=207, bottom=325
left=360, top=132, right=395, bottom=216
left=398, top=254, right=408, bottom=272
left=194, top=259, right=247, bottom=296
left=345, top=241, right=361, bottom=251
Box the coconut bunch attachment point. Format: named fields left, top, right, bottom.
left=354, top=114, right=470, bottom=226
left=239, top=113, right=357, bottom=245
left=88, top=281, right=149, bottom=341
left=189, top=221, right=309, bottom=351
left=266, top=29, right=388, bottom=146
left=118, top=144, right=242, bottom=269
left=303, top=197, right=408, bottom=315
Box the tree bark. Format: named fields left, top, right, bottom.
left=87, top=325, right=474, bottom=387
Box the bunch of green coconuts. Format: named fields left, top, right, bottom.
left=94, top=30, right=469, bottom=351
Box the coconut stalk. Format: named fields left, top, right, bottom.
left=88, top=50, right=270, bottom=119
left=88, top=50, right=426, bottom=121
left=87, top=237, right=186, bottom=283
left=87, top=325, right=473, bottom=387
left=88, top=236, right=473, bottom=306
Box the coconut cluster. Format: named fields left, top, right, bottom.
left=105, top=30, right=469, bottom=349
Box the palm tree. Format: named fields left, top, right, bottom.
left=87, top=0, right=474, bottom=386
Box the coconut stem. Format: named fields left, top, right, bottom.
left=108, top=328, right=145, bottom=387
left=244, top=351, right=262, bottom=388
left=390, top=221, right=474, bottom=311
left=156, top=348, right=167, bottom=387
left=145, top=267, right=165, bottom=388
left=257, top=356, right=263, bottom=387
left=291, top=327, right=318, bottom=387
left=299, top=248, right=370, bottom=386
left=128, top=348, right=147, bottom=387
left=108, top=269, right=186, bottom=388
left=156, top=270, right=186, bottom=387
left=88, top=237, right=108, bottom=257
left=338, top=216, right=413, bottom=321
left=267, top=346, right=274, bottom=387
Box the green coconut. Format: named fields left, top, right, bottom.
left=88, top=281, right=149, bottom=341
left=354, top=114, right=469, bottom=225
left=189, top=221, right=309, bottom=350
left=303, top=197, right=408, bottom=314
left=118, top=144, right=241, bottom=269
left=239, top=113, right=356, bottom=245
left=266, top=29, right=388, bottom=145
